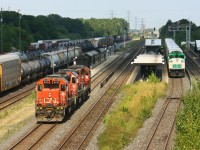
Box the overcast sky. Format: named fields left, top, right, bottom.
left=1, top=0, right=200, bottom=30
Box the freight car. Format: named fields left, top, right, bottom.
left=35, top=65, right=91, bottom=122
left=0, top=54, right=21, bottom=92
left=165, top=38, right=186, bottom=78
left=21, top=46, right=82, bottom=82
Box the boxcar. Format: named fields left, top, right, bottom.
left=0, top=54, right=21, bottom=92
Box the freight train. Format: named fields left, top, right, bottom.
left=0, top=35, right=131, bottom=93
left=35, top=65, right=91, bottom=122
left=0, top=46, right=82, bottom=92
left=165, top=38, right=186, bottom=78
left=28, top=35, right=131, bottom=52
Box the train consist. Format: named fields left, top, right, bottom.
left=0, top=35, right=131, bottom=93
left=29, top=35, right=130, bottom=52
left=165, top=38, right=186, bottom=78
left=0, top=46, right=82, bottom=92
left=35, top=65, right=91, bottom=122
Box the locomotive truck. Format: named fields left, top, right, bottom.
left=35, top=65, right=91, bottom=122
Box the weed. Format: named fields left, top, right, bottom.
left=98, top=79, right=166, bottom=150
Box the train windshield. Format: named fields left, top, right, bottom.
left=169, top=53, right=185, bottom=59
left=44, top=83, right=59, bottom=89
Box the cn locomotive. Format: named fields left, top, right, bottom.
left=35, top=65, right=91, bottom=122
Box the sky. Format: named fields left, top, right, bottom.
left=1, top=0, right=200, bottom=30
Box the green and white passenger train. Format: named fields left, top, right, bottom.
left=165, top=38, right=186, bottom=78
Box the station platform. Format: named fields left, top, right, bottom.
left=133, top=54, right=164, bottom=65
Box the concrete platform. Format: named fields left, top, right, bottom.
left=133, top=54, right=164, bottom=65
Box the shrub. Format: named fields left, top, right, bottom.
left=175, top=78, right=200, bottom=149
left=148, top=72, right=160, bottom=83
left=98, top=81, right=166, bottom=150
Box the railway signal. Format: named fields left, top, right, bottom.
left=168, top=21, right=191, bottom=48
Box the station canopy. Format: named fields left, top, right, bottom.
left=145, top=39, right=161, bottom=47
left=133, top=54, right=164, bottom=65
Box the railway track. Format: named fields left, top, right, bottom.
left=91, top=42, right=144, bottom=91
left=185, top=53, right=200, bottom=79
left=0, top=42, right=143, bottom=112
left=0, top=83, right=35, bottom=111
left=9, top=123, right=56, bottom=150
left=143, top=78, right=183, bottom=150
left=8, top=42, right=144, bottom=149
left=57, top=42, right=140, bottom=150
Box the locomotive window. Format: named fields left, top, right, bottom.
left=44, top=83, right=50, bottom=89
left=37, top=84, right=42, bottom=91
left=61, top=84, right=66, bottom=91
left=52, top=83, right=59, bottom=89
left=72, top=77, right=76, bottom=83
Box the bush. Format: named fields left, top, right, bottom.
left=175, top=79, right=200, bottom=149
left=98, top=81, right=166, bottom=150
left=148, top=72, right=160, bottom=83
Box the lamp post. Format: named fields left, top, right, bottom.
left=124, top=29, right=126, bottom=47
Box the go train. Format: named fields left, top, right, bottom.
left=35, top=65, right=91, bottom=122
left=165, top=38, right=186, bottom=78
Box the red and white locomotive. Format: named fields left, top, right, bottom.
left=35, top=65, right=91, bottom=122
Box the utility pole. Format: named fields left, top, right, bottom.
left=110, top=10, right=115, bottom=19
left=1, top=8, right=3, bottom=54
left=18, top=10, right=21, bottom=51
left=141, top=18, right=145, bottom=34
left=127, top=11, right=130, bottom=26
left=124, top=29, right=126, bottom=47
left=135, top=16, right=137, bottom=30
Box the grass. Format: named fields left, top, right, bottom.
left=175, top=78, right=200, bottom=149
left=98, top=75, right=167, bottom=150
left=0, top=91, right=35, bottom=144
